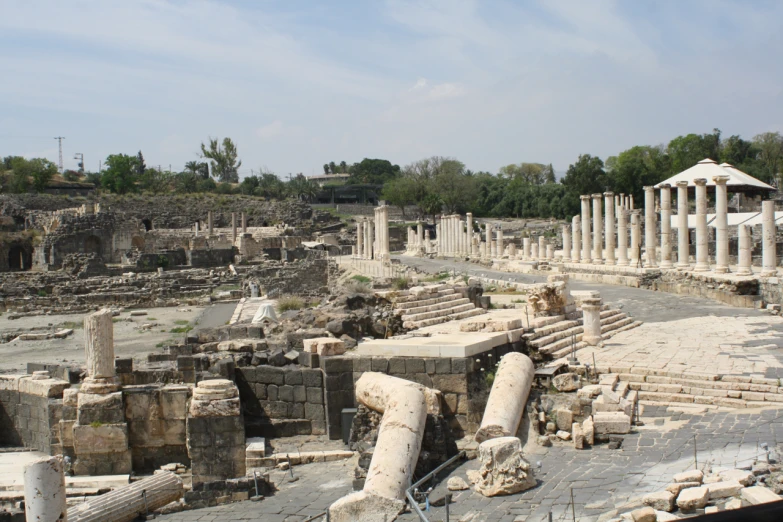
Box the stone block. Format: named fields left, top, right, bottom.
left=278, top=385, right=294, bottom=402
left=405, top=358, right=426, bottom=374
left=302, top=369, right=322, bottom=388
left=305, top=403, right=325, bottom=421
left=718, top=469, right=755, bottom=486
left=582, top=417, right=594, bottom=445
left=18, top=377, right=69, bottom=398
left=666, top=481, right=700, bottom=495
left=73, top=424, right=129, bottom=454
left=643, top=490, right=675, bottom=512
left=707, top=480, right=743, bottom=499
left=293, top=385, right=306, bottom=403
left=431, top=374, right=467, bottom=394
left=673, top=469, right=703, bottom=484
left=676, top=486, right=709, bottom=510
left=629, top=507, right=656, bottom=522
left=572, top=423, right=584, bottom=449
left=284, top=370, right=303, bottom=385
left=555, top=409, right=573, bottom=431
left=593, top=412, right=631, bottom=434
left=306, top=387, right=324, bottom=404
left=388, top=357, right=406, bottom=374
left=740, top=485, right=781, bottom=505
left=321, top=357, right=353, bottom=373
left=371, top=358, right=389, bottom=373
left=257, top=366, right=285, bottom=385
left=160, top=386, right=189, bottom=420
left=553, top=373, right=580, bottom=392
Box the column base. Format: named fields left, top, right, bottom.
left=713, top=266, right=729, bottom=274
left=581, top=259, right=592, bottom=264
left=761, top=270, right=778, bottom=277
left=693, top=264, right=710, bottom=272
left=676, top=263, right=690, bottom=270
left=591, top=259, right=604, bottom=265
left=617, top=259, right=629, bottom=266
left=583, top=335, right=602, bottom=347
left=605, top=259, right=616, bottom=266
left=80, top=377, right=121, bottom=394
left=659, top=262, right=674, bottom=269
left=736, top=268, right=752, bottom=276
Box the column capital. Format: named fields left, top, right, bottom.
left=591, top=193, right=602, bottom=199
left=693, top=178, right=708, bottom=186
left=643, top=185, right=655, bottom=192
left=659, top=183, right=671, bottom=189
left=631, top=209, right=642, bottom=215
left=573, top=215, right=581, bottom=222
left=580, top=194, right=591, bottom=201
left=675, top=181, right=689, bottom=188
left=603, top=191, right=614, bottom=197
left=713, top=175, right=730, bottom=185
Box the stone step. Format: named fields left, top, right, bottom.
left=531, top=324, right=584, bottom=349
left=403, top=307, right=485, bottom=329
left=549, top=340, right=589, bottom=360
left=601, top=316, right=635, bottom=333
left=540, top=333, right=584, bottom=355
left=394, top=290, right=460, bottom=310
left=528, top=319, right=581, bottom=340
left=394, top=286, right=456, bottom=304
left=532, top=315, right=566, bottom=329
left=401, top=302, right=477, bottom=323
left=399, top=296, right=470, bottom=315
left=635, top=390, right=783, bottom=409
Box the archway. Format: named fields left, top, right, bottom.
left=142, top=219, right=153, bottom=231
left=84, top=235, right=102, bottom=256
left=8, top=245, right=28, bottom=271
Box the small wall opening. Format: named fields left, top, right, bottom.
left=8, top=245, right=30, bottom=271
left=84, top=235, right=102, bottom=256
left=142, top=219, right=153, bottom=231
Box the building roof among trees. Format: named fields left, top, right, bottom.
left=655, top=158, right=774, bottom=191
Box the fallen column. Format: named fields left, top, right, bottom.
left=68, top=471, right=183, bottom=522
left=24, top=455, right=67, bottom=522
left=581, top=297, right=603, bottom=346
left=329, top=373, right=430, bottom=522
left=474, top=352, right=535, bottom=442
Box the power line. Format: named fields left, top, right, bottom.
left=53, top=136, right=65, bottom=173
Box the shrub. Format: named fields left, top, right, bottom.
left=346, top=280, right=371, bottom=294
left=350, top=275, right=371, bottom=283
left=391, top=277, right=410, bottom=290
left=277, top=296, right=305, bottom=312
left=37, top=289, right=47, bottom=297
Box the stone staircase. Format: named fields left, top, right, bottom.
left=525, top=305, right=642, bottom=359
left=384, top=284, right=486, bottom=329
left=596, top=367, right=783, bottom=411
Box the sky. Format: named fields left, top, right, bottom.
left=1, top=0, right=782, bottom=178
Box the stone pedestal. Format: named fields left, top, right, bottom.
left=562, top=225, right=571, bottom=261
left=713, top=176, right=729, bottom=273
left=592, top=194, right=603, bottom=264
left=694, top=179, right=709, bottom=271
left=676, top=181, right=690, bottom=268
left=571, top=216, right=581, bottom=262
left=762, top=200, right=777, bottom=276
left=581, top=196, right=591, bottom=263
left=617, top=209, right=629, bottom=266
left=475, top=353, right=534, bottom=442
left=581, top=297, right=603, bottom=346
left=604, top=192, right=615, bottom=265
left=24, top=455, right=67, bottom=522
left=644, top=186, right=657, bottom=267
left=659, top=184, right=673, bottom=268
left=738, top=224, right=752, bottom=275
left=473, top=437, right=535, bottom=497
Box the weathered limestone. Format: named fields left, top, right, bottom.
left=241, top=212, right=247, bottom=234
left=592, top=194, right=603, bottom=264
left=617, top=208, right=629, bottom=266
left=707, top=480, right=743, bottom=500
left=762, top=200, right=777, bottom=276
left=676, top=485, right=709, bottom=510
left=737, top=226, right=752, bottom=276
left=24, top=455, right=67, bottom=522
left=523, top=237, right=531, bottom=260
left=355, top=372, right=440, bottom=416
left=485, top=223, right=492, bottom=258
left=303, top=337, right=346, bottom=356
left=593, top=412, right=631, bottom=434
left=571, top=215, right=581, bottom=262
left=562, top=225, right=571, bottom=262
left=231, top=211, right=237, bottom=242
left=581, top=195, right=592, bottom=263
left=741, top=485, right=782, bottom=505
left=356, top=221, right=363, bottom=259
left=475, top=352, right=535, bottom=442
left=713, top=175, right=730, bottom=273
left=466, top=213, right=473, bottom=256
left=82, top=309, right=119, bottom=393
left=694, top=178, right=709, bottom=271
left=330, top=373, right=429, bottom=522
left=538, top=236, right=546, bottom=262
left=604, top=191, right=615, bottom=264
left=67, top=471, right=183, bottom=522
left=631, top=210, right=641, bottom=265
left=497, top=229, right=504, bottom=258
left=531, top=243, right=539, bottom=261
left=643, top=490, right=675, bottom=512
left=189, top=379, right=240, bottom=418
left=676, top=181, right=690, bottom=268
left=644, top=186, right=657, bottom=267
left=581, top=297, right=602, bottom=346
left=472, top=437, right=535, bottom=496
left=673, top=470, right=703, bottom=484
left=659, top=184, right=673, bottom=268
left=207, top=210, right=213, bottom=235
left=546, top=243, right=553, bottom=260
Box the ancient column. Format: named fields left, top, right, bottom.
left=713, top=176, right=730, bottom=273
left=546, top=244, right=554, bottom=260
left=356, top=221, right=363, bottom=258
left=417, top=221, right=424, bottom=248
left=676, top=181, right=690, bottom=268
left=83, top=309, right=118, bottom=392
left=604, top=191, right=615, bottom=265
left=538, top=236, right=546, bottom=261
left=424, top=230, right=431, bottom=254
left=762, top=199, right=777, bottom=276
left=582, top=297, right=603, bottom=346
left=616, top=209, right=628, bottom=266
left=485, top=224, right=492, bottom=258
left=496, top=228, right=504, bottom=257
left=382, top=206, right=390, bottom=260
left=207, top=211, right=213, bottom=235
left=241, top=212, right=247, bottom=234
left=562, top=225, right=571, bottom=262
left=474, top=353, right=534, bottom=442
left=523, top=237, right=531, bottom=260
left=194, top=222, right=199, bottom=237
left=571, top=216, right=581, bottom=263
left=694, top=178, right=709, bottom=271
left=231, top=212, right=237, bottom=242
left=531, top=242, right=539, bottom=260
left=644, top=186, right=657, bottom=267
left=366, top=219, right=374, bottom=260
left=630, top=210, right=641, bottom=265
left=581, top=195, right=591, bottom=263
left=737, top=224, right=752, bottom=275
left=592, top=194, right=603, bottom=263
left=435, top=221, right=442, bottom=256
left=24, top=456, right=67, bottom=522
left=659, top=184, right=672, bottom=268
left=629, top=195, right=634, bottom=210
left=466, top=212, right=474, bottom=255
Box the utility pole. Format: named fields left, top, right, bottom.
left=53, top=136, right=65, bottom=173
left=74, top=153, right=84, bottom=174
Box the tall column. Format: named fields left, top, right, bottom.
left=604, top=191, right=615, bottom=265
left=581, top=196, right=592, bottom=263
left=366, top=219, right=374, bottom=260
left=497, top=229, right=504, bottom=257
left=417, top=221, right=424, bottom=248
left=538, top=236, right=545, bottom=261
left=231, top=212, right=237, bottom=242
left=523, top=237, right=531, bottom=260
left=356, top=220, right=363, bottom=258
left=562, top=225, right=571, bottom=262
left=630, top=210, right=641, bottom=265
left=713, top=176, right=730, bottom=273
left=737, top=224, right=752, bottom=275
left=659, top=184, right=673, bottom=268
left=571, top=216, right=581, bottom=263
left=425, top=230, right=431, bottom=254
left=644, top=186, right=657, bottom=267
left=617, top=208, right=629, bottom=266
left=207, top=211, right=213, bottom=236
left=382, top=206, right=390, bottom=260
left=629, top=195, right=634, bottom=210
left=485, top=224, right=492, bottom=257
left=592, top=194, right=603, bottom=264
left=762, top=200, right=777, bottom=277
left=466, top=213, right=473, bottom=256
left=531, top=242, right=539, bottom=260
left=241, top=212, right=247, bottom=234
left=676, top=181, right=690, bottom=268
left=435, top=221, right=441, bottom=256
left=83, top=309, right=118, bottom=392
left=693, top=179, right=709, bottom=271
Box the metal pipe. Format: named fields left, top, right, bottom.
left=405, top=450, right=466, bottom=522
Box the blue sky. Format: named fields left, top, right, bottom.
left=1, top=0, right=781, bottom=177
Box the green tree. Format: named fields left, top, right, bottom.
left=135, top=151, right=146, bottom=177
left=323, top=164, right=330, bottom=175
left=348, top=158, right=401, bottom=185
left=339, top=161, right=348, bottom=173
left=30, top=158, right=58, bottom=192
left=328, top=161, right=336, bottom=175
left=560, top=154, right=607, bottom=216
left=102, top=154, right=138, bottom=194
left=256, top=172, right=285, bottom=199
left=605, top=145, right=671, bottom=204
left=499, top=162, right=548, bottom=184
left=433, top=158, right=474, bottom=213
left=381, top=176, right=415, bottom=217
left=174, top=172, right=199, bottom=193
left=139, top=167, right=171, bottom=194
left=239, top=175, right=260, bottom=195
left=184, top=160, right=209, bottom=179
left=200, top=137, right=241, bottom=183
left=286, top=174, right=319, bottom=202
left=667, top=129, right=722, bottom=173
left=544, top=163, right=556, bottom=184
left=753, top=132, right=783, bottom=187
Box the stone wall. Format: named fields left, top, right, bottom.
left=0, top=375, right=68, bottom=453
left=187, top=248, right=236, bottom=267
left=248, top=257, right=330, bottom=297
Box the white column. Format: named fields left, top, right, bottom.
left=617, top=208, right=628, bottom=266
left=24, top=456, right=67, bottom=522
left=484, top=223, right=492, bottom=258
left=523, top=237, right=531, bottom=260
left=571, top=216, right=580, bottom=263
left=713, top=176, right=729, bottom=273
left=83, top=309, right=116, bottom=384
left=676, top=181, right=690, bottom=268
left=582, top=297, right=603, bottom=346
left=425, top=229, right=431, bottom=254
left=435, top=221, right=441, bottom=256
left=762, top=200, right=777, bottom=276
left=497, top=228, right=504, bottom=257
left=241, top=212, right=247, bottom=234
left=231, top=212, right=237, bottom=242
left=546, top=243, right=554, bottom=260
left=417, top=221, right=424, bottom=248
left=466, top=213, right=473, bottom=256
left=207, top=211, right=213, bottom=235
left=592, top=194, right=603, bottom=264
left=629, top=195, right=634, bottom=210
left=659, top=184, right=673, bottom=268
left=581, top=195, right=591, bottom=263
left=538, top=236, right=545, bottom=261
left=366, top=218, right=374, bottom=260
left=630, top=210, right=641, bottom=265
left=475, top=353, right=534, bottom=442
left=644, top=186, right=657, bottom=268
left=737, top=224, right=752, bottom=275
left=562, top=225, right=571, bottom=262
left=694, top=179, right=709, bottom=271
left=356, top=220, right=363, bottom=258
left=604, top=191, right=615, bottom=265
left=531, top=242, right=539, bottom=260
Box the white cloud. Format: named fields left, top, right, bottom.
left=410, top=78, right=428, bottom=91
left=256, top=121, right=284, bottom=139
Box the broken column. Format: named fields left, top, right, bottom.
left=475, top=352, right=534, bottom=442
left=329, top=373, right=429, bottom=522
left=523, top=237, right=531, bottom=260
left=231, top=212, right=237, bottom=242
left=187, top=379, right=245, bottom=485
left=737, top=224, right=752, bottom=275
left=207, top=211, right=213, bottom=236
left=713, top=175, right=730, bottom=273
left=604, top=191, right=615, bottom=265
left=356, top=220, right=363, bottom=259
left=581, top=195, right=591, bottom=263
left=24, top=455, right=67, bottom=522
left=562, top=225, right=571, bottom=261
left=538, top=236, right=546, bottom=262
left=546, top=243, right=554, bottom=260
left=531, top=242, right=539, bottom=261
left=644, top=186, right=657, bottom=267
left=241, top=212, right=247, bottom=233
left=571, top=215, right=581, bottom=262
left=676, top=181, right=690, bottom=268
left=694, top=178, right=709, bottom=271
left=592, top=193, right=603, bottom=263
left=472, top=436, right=535, bottom=497
left=581, top=297, right=603, bottom=346
left=660, top=184, right=673, bottom=268
left=617, top=208, right=629, bottom=266
left=762, top=199, right=777, bottom=277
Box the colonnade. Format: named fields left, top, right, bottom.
left=354, top=205, right=390, bottom=260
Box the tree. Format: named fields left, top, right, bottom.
left=200, top=137, right=241, bottom=183
left=339, top=161, right=348, bottom=173
left=139, top=167, right=171, bottom=194
left=605, top=145, right=671, bottom=204
left=257, top=172, right=285, bottom=199
left=29, top=158, right=57, bottom=192
left=667, top=129, right=722, bottom=173
left=433, top=158, right=474, bottom=213
left=184, top=160, right=209, bottom=179
left=753, top=132, right=783, bottom=187
left=174, top=172, right=199, bottom=193
left=287, top=174, right=319, bottom=202
left=328, top=161, right=337, bottom=175
left=5, top=157, right=57, bottom=193
left=323, top=164, right=330, bottom=175
left=499, top=163, right=548, bottom=184
left=544, top=163, right=556, bottom=184
left=135, top=151, right=146, bottom=177
left=102, top=154, right=138, bottom=194
left=63, top=169, right=81, bottom=182
left=560, top=154, right=607, bottom=216
left=239, top=175, right=260, bottom=195
left=381, top=176, right=415, bottom=217
left=348, top=158, right=401, bottom=185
